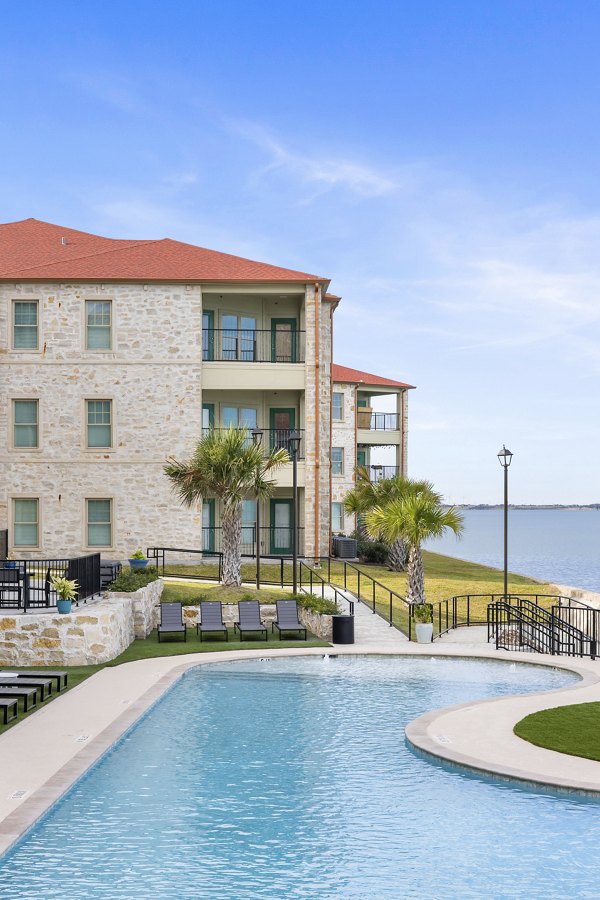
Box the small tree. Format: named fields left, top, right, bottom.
left=344, top=469, right=438, bottom=571
left=164, top=428, right=289, bottom=586
left=365, top=494, right=463, bottom=604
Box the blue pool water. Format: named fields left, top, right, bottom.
left=1, top=656, right=598, bottom=899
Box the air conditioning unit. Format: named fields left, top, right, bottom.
left=333, top=537, right=358, bottom=559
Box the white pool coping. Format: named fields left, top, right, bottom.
left=1, top=643, right=600, bottom=857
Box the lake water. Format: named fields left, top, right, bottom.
left=426, top=508, right=600, bottom=593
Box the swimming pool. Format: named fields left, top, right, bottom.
left=1, top=656, right=598, bottom=899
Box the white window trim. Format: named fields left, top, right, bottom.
left=332, top=392, right=344, bottom=422
left=84, top=496, right=115, bottom=550
left=83, top=297, right=114, bottom=353
left=11, top=298, right=41, bottom=352
left=331, top=502, right=344, bottom=533
left=331, top=447, right=344, bottom=476
left=9, top=397, right=41, bottom=452
left=10, top=495, right=41, bottom=550
left=84, top=398, right=115, bottom=451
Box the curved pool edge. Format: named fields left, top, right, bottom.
left=0, top=644, right=599, bottom=858
left=405, top=660, right=600, bottom=796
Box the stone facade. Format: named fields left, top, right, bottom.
left=0, top=579, right=162, bottom=666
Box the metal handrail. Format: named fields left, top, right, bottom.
left=203, top=328, right=306, bottom=363
left=298, top=561, right=353, bottom=614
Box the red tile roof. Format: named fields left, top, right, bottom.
left=332, top=363, right=415, bottom=389
left=0, top=218, right=328, bottom=283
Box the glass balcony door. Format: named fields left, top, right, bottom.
left=222, top=314, right=257, bottom=361
left=271, top=318, right=297, bottom=362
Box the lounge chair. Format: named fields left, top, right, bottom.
left=0, top=677, right=52, bottom=701
left=0, top=686, right=38, bottom=712
left=197, top=601, right=228, bottom=642
left=272, top=599, right=307, bottom=641
left=157, top=602, right=187, bottom=642
left=0, top=698, right=18, bottom=725
left=12, top=670, right=68, bottom=691
left=234, top=600, right=268, bottom=641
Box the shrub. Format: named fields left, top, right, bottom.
left=350, top=529, right=389, bottom=565
left=289, top=592, right=339, bottom=616
left=108, top=566, right=159, bottom=593
left=412, top=603, right=433, bottom=624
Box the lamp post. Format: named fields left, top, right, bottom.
left=251, top=428, right=264, bottom=590
left=288, top=430, right=302, bottom=595
left=497, top=445, right=514, bottom=601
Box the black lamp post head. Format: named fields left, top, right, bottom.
left=251, top=427, right=264, bottom=446
left=497, top=445, right=513, bottom=468
left=287, top=430, right=301, bottom=453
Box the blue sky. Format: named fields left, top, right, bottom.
left=2, top=1, right=600, bottom=504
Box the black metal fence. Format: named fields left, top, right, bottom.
left=488, top=598, right=597, bottom=659
left=203, top=428, right=306, bottom=459
left=368, top=466, right=400, bottom=482
left=203, top=328, right=306, bottom=363
left=0, top=554, right=101, bottom=611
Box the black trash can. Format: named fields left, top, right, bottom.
left=332, top=614, right=355, bottom=644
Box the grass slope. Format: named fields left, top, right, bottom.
left=514, top=702, right=600, bottom=762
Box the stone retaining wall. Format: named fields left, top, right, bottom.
left=0, top=580, right=163, bottom=666
left=551, top=583, right=600, bottom=609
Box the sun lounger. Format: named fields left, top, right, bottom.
left=234, top=600, right=267, bottom=641
left=157, top=602, right=187, bottom=642
left=197, top=601, right=228, bottom=641
left=11, top=670, right=68, bottom=691
left=272, top=599, right=307, bottom=640
left=0, top=686, right=38, bottom=712
left=0, top=677, right=52, bottom=701
left=0, top=698, right=18, bottom=725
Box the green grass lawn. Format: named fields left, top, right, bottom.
left=309, top=551, right=556, bottom=636
left=161, top=580, right=290, bottom=605
left=514, top=702, right=600, bottom=761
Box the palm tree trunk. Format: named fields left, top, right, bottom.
left=221, top=501, right=242, bottom=586
left=387, top=537, right=408, bottom=571
left=407, top=544, right=425, bottom=604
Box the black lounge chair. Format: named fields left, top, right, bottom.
left=0, top=698, right=18, bottom=725
left=157, top=602, right=187, bottom=642
left=197, top=601, right=228, bottom=642
left=272, top=599, right=307, bottom=640
left=0, top=686, right=38, bottom=712
left=234, top=600, right=268, bottom=641
left=12, top=670, right=68, bottom=691
left=0, top=677, right=52, bottom=701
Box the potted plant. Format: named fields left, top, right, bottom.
left=129, top=548, right=148, bottom=570
left=4, top=553, right=16, bottom=569
left=51, top=575, right=79, bottom=614
left=412, top=602, right=433, bottom=643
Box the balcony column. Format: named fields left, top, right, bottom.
left=399, top=389, right=407, bottom=476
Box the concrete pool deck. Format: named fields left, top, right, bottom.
left=1, top=623, right=600, bottom=857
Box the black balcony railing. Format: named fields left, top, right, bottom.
left=366, top=413, right=401, bottom=431
left=202, top=428, right=305, bottom=459
left=202, top=526, right=304, bottom=557
left=368, top=465, right=400, bottom=482
left=203, top=328, right=305, bottom=363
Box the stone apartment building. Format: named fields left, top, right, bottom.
left=331, top=364, right=414, bottom=536
left=0, top=218, right=413, bottom=561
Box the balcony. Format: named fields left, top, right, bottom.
left=202, top=428, right=305, bottom=459
left=357, top=412, right=402, bottom=446
left=368, top=465, right=400, bottom=482
left=203, top=328, right=305, bottom=363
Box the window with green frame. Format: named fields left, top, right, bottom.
left=86, top=300, right=112, bottom=349
left=87, top=498, right=112, bottom=546
left=13, top=400, right=38, bottom=448
left=87, top=400, right=112, bottom=448
left=13, top=300, right=39, bottom=349
left=13, top=498, right=39, bottom=546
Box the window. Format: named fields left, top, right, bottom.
left=87, top=499, right=112, bottom=546
left=331, top=502, right=344, bottom=533
left=331, top=447, right=344, bottom=475
left=13, top=301, right=38, bottom=349
left=332, top=392, right=343, bottom=421
left=202, top=311, right=214, bottom=360
left=13, top=400, right=39, bottom=448
left=13, top=498, right=39, bottom=547
left=87, top=400, right=112, bottom=448
left=222, top=407, right=257, bottom=429
left=241, top=500, right=256, bottom=548
left=86, top=300, right=112, bottom=349
left=222, top=314, right=256, bottom=361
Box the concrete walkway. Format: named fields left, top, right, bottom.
left=328, top=587, right=409, bottom=646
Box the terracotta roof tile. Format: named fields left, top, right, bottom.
left=332, top=363, right=415, bottom=389
left=0, top=218, right=327, bottom=283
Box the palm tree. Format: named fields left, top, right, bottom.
left=164, top=428, right=289, bottom=586
left=365, top=494, right=463, bottom=604
left=344, top=469, right=438, bottom=571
